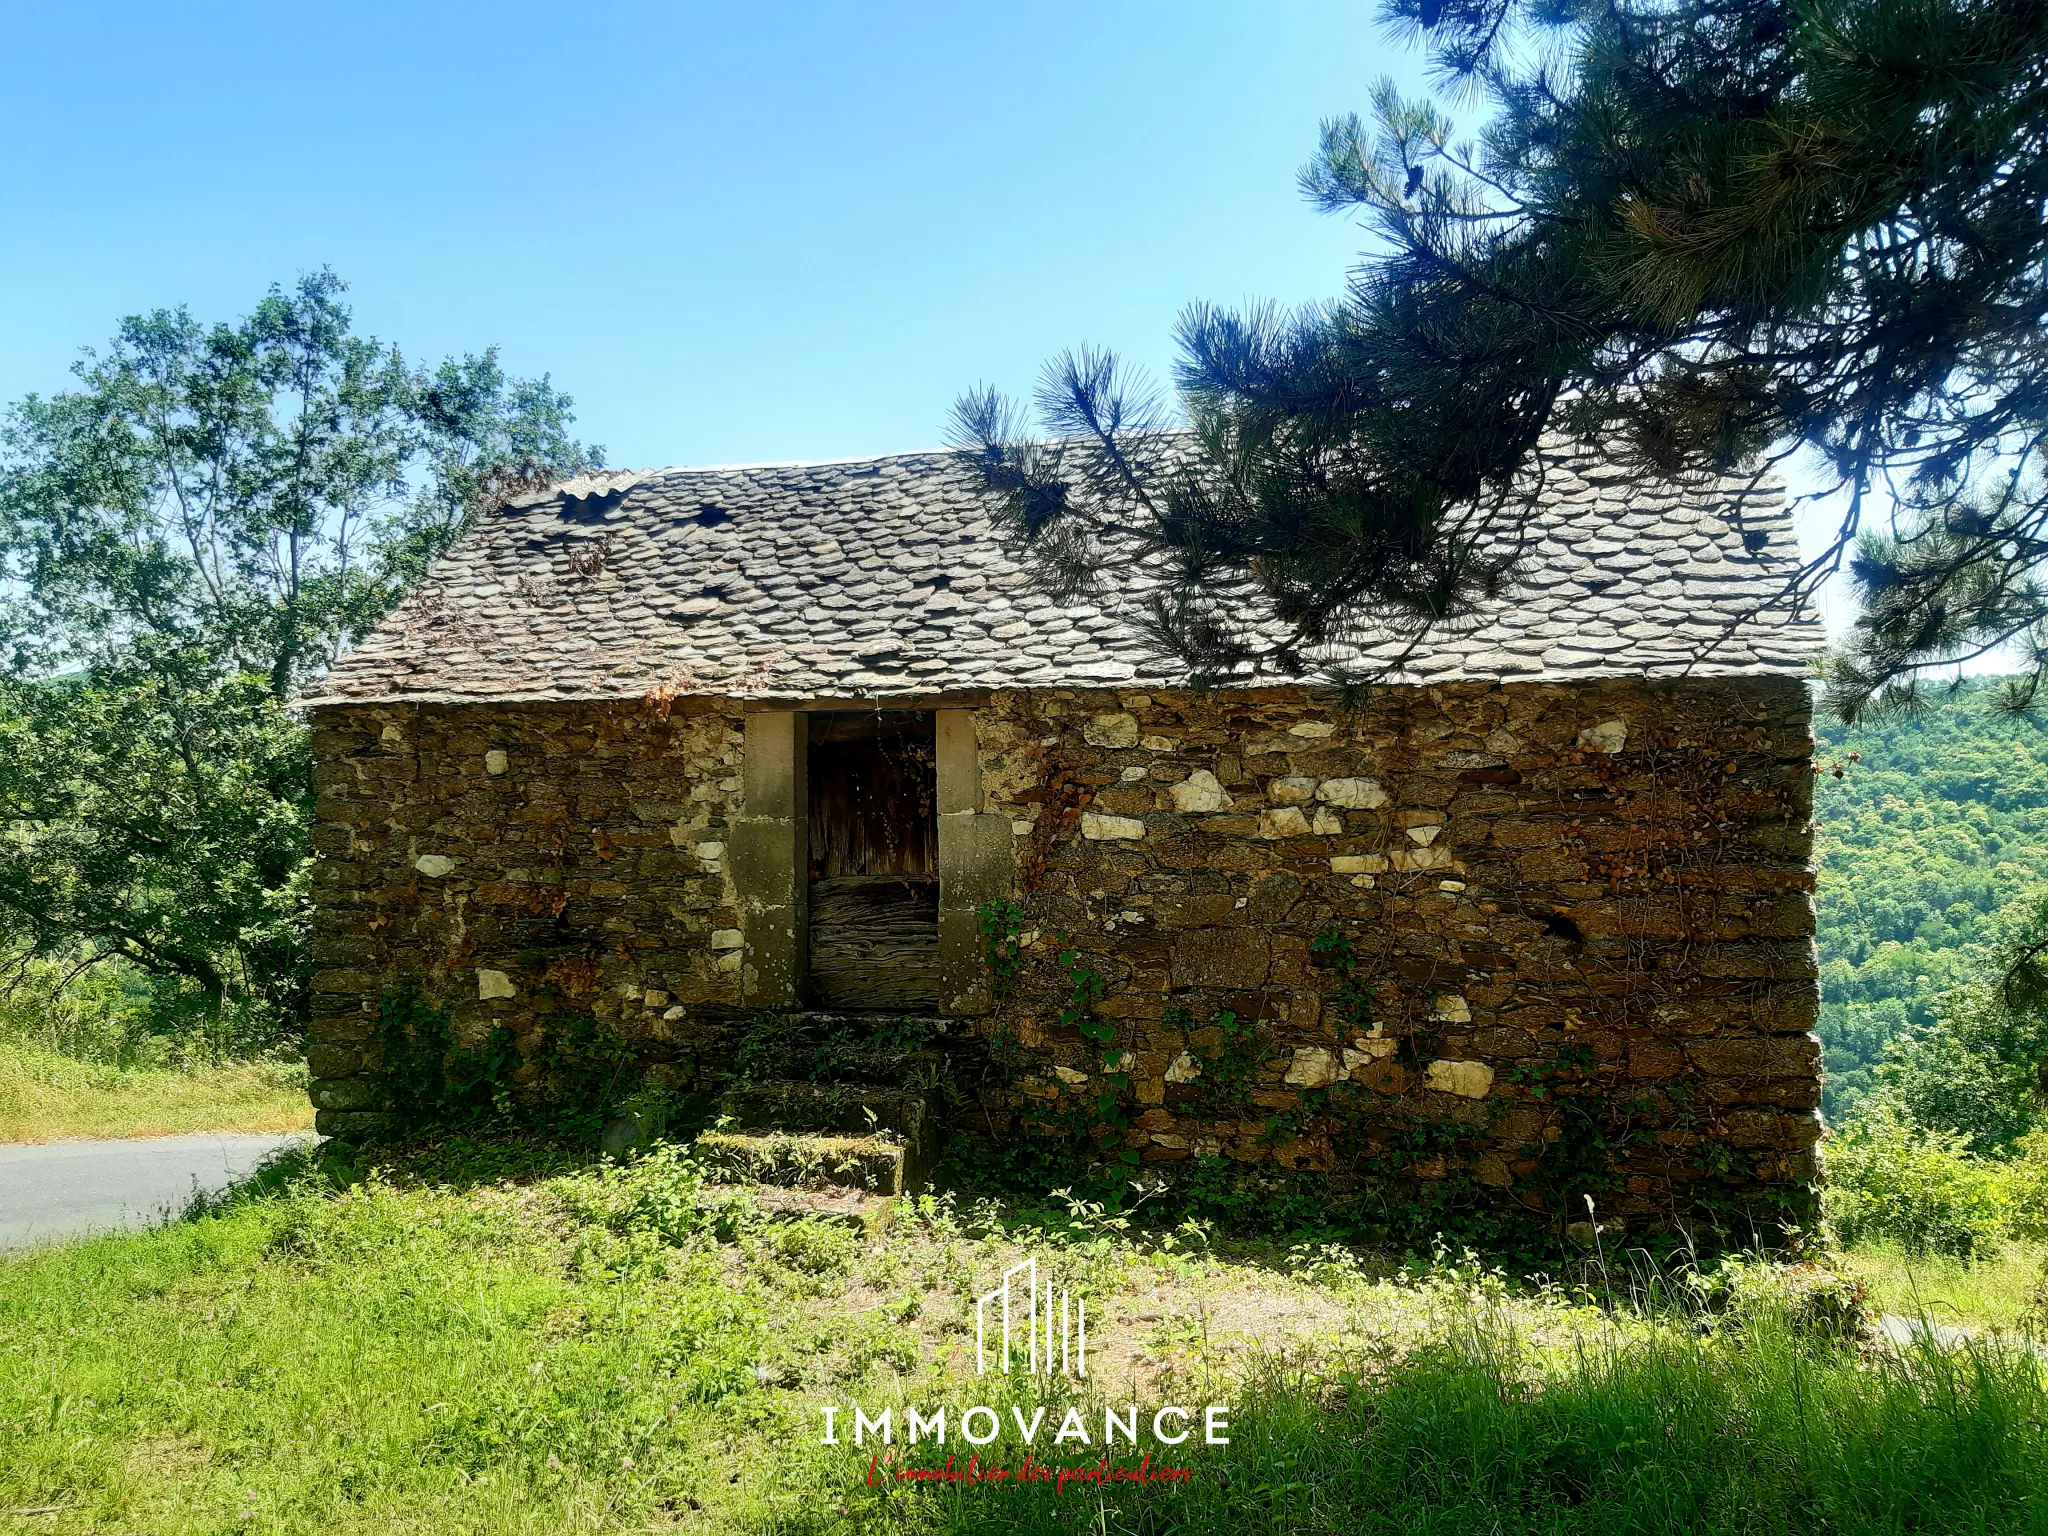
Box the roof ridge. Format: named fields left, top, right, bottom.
left=643, top=446, right=957, bottom=477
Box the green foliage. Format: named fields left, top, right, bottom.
left=0, top=952, right=242, bottom=1069
left=1054, top=944, right=1110, bottom=1045
left=17, top=1137, right=2048, bottom=1533
left=557, top=1142, right=726, bottom=1267
left=976, top=897, right=1027, bottom=1000
left=527, top=1010, right=640, bottom=1140
left=1167, top=1005, right=1268, bottom=1117
left=375, top=988, right=518, bottom=1127
left=1866, top=980, right=2048, bottom=1155
left=0, top=274, right=597, bottom=1044
left=1825, top=1107, right=2014, bottom=1257
left=1309, top=927, right=1376, bottom=1033
left=0, top=271, right=600, bottom=693
left=955, top=0, right=2048, bottom=709
left=1814, top=679, right=2048, bottom=1119
left=0, top=666, right=311, bottom=1043
left=728, top=1010, right=935, bottom=1085
left=375, top=989, right=646, bottom=1142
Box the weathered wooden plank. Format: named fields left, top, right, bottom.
left=808, top=875, right=939, bottom=1009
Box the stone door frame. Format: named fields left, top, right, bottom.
left=731, top=706, right=1010, bottom=1014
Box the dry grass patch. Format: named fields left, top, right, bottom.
left=0, top=1043, right=311, bottom=1142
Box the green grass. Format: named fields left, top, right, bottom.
left=1841, top=1239, right=2048, bottom=1333
left=0, top=1041, right=312, bottom=1143
left=2, top=1140, right=2047, bottom=1533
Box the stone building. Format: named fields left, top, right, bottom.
left=301, top=444, right=1827, bottom=1238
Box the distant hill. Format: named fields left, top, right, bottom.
left=1814, top=680, right=2048, bottom=1118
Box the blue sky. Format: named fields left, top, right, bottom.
left=3, top=1, right=1426, bottom=471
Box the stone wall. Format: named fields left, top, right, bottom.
left=967, top=675, right=1820, bottom=1236
left=306, top=674, right=1821, bottom=1236
left=304, top=699, right=749, bottom=1129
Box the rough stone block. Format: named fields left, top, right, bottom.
left=1168, top=770, right=1233, bottom=813
left=1284, top=1047, right=1338, bottom=1087
left=1080, top=812, right=1146, bottom=840
left=1425, top=1060, right=1494, bottom=1098
left=1258, top=807, right=1311, bottom=839
left=309, top=1075, right=384, bottom=1112
left=1170, top=928, right=1270, bottom=989
left=1083, top=713, right=1140, bottom=748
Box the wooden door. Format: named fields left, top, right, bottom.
left=806, top=712, right=939, bottom=1009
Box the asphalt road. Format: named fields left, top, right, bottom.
left=0, top=1131, right=310, bottom=1250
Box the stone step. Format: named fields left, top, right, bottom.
left=697, top=1128, right=910, bottom=1196
left=749, top=1184, right=897, bottom=1234
left=731, top=1010, right=949, bottom=1042
left=734, top=1045, right=946, bottom=1089
left=718, top=1080, right=934, bottom=1149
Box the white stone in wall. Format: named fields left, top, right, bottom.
left=1080, top=812, right=1147, bottom=840
left=477, top=968, right=516, bottom=1000
left=710, top=928, right=744, bottom=950
left=485, top=749, right=509, bottom=775
left=1269, top=776, right=1318, bottom=805
left=1577, top=719, right=1629, bottom=753
left=1407, top=825, right=1442, bottom=846
left=1344, top=1040, right=1397, bottom=1073
left=1168, top=770, right=1233, bottom=813
left=415, top=854, right=455, bottom=877
left=1317, top=777, right=1389, bottom=809
left=1284, top=1046, right=1339, bottom=1087
left=1083, top=712, right=1141, bottom=748
left=1287, top=720, right=1335, bottom=738
left=1330, top=854, right=1389, bottom=874
left=1390, top=846, right=1455, bottom=871
left=1054, top=1066, right=1089, bottom=1085
left=1431, top=994, right=1472, bottom=1022
left=1426, top=1059, right=1493, bottom=1098
left=1258, top=807, right=1311, bottom=839
left=1165, top=1051, right=1203, bottom=1083
left=1311, top=809, right=1343, bottom=835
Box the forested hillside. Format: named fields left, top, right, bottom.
left=1815, top=681, right=2048, bottom=1117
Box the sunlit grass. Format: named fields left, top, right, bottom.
left=3, top=1139, right=2047, bottom=1533
left=0, top=1041, right=311, bottom=1143
left=1839, top=1237, right=2047, bottom=1334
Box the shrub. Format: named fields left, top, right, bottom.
left=1826, top=1107, right=2011, bottom=1256
left=0, top=952, right=283, bottom=1068
left=1998, top=1126, right=2048, bottom=1241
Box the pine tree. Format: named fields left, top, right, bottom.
left=954, top=0, right=2048, bottom=708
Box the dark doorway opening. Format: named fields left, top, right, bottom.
left=807, top=711, right=938, bottom=1009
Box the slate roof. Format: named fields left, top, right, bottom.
left=302, top=444, right=1826, bottom=706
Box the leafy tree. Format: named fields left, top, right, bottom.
left=1812, top=680, right=2048, bottom=1114
left=0, top=272, right=600, bottom=1036
left=954, top=0, right=2048, bottom=703
left=0, top=665, right=309, bottom=1037
left=1864, top=980, right=2048, bottom=1153
left=1, top=270, right=594, bottom=695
